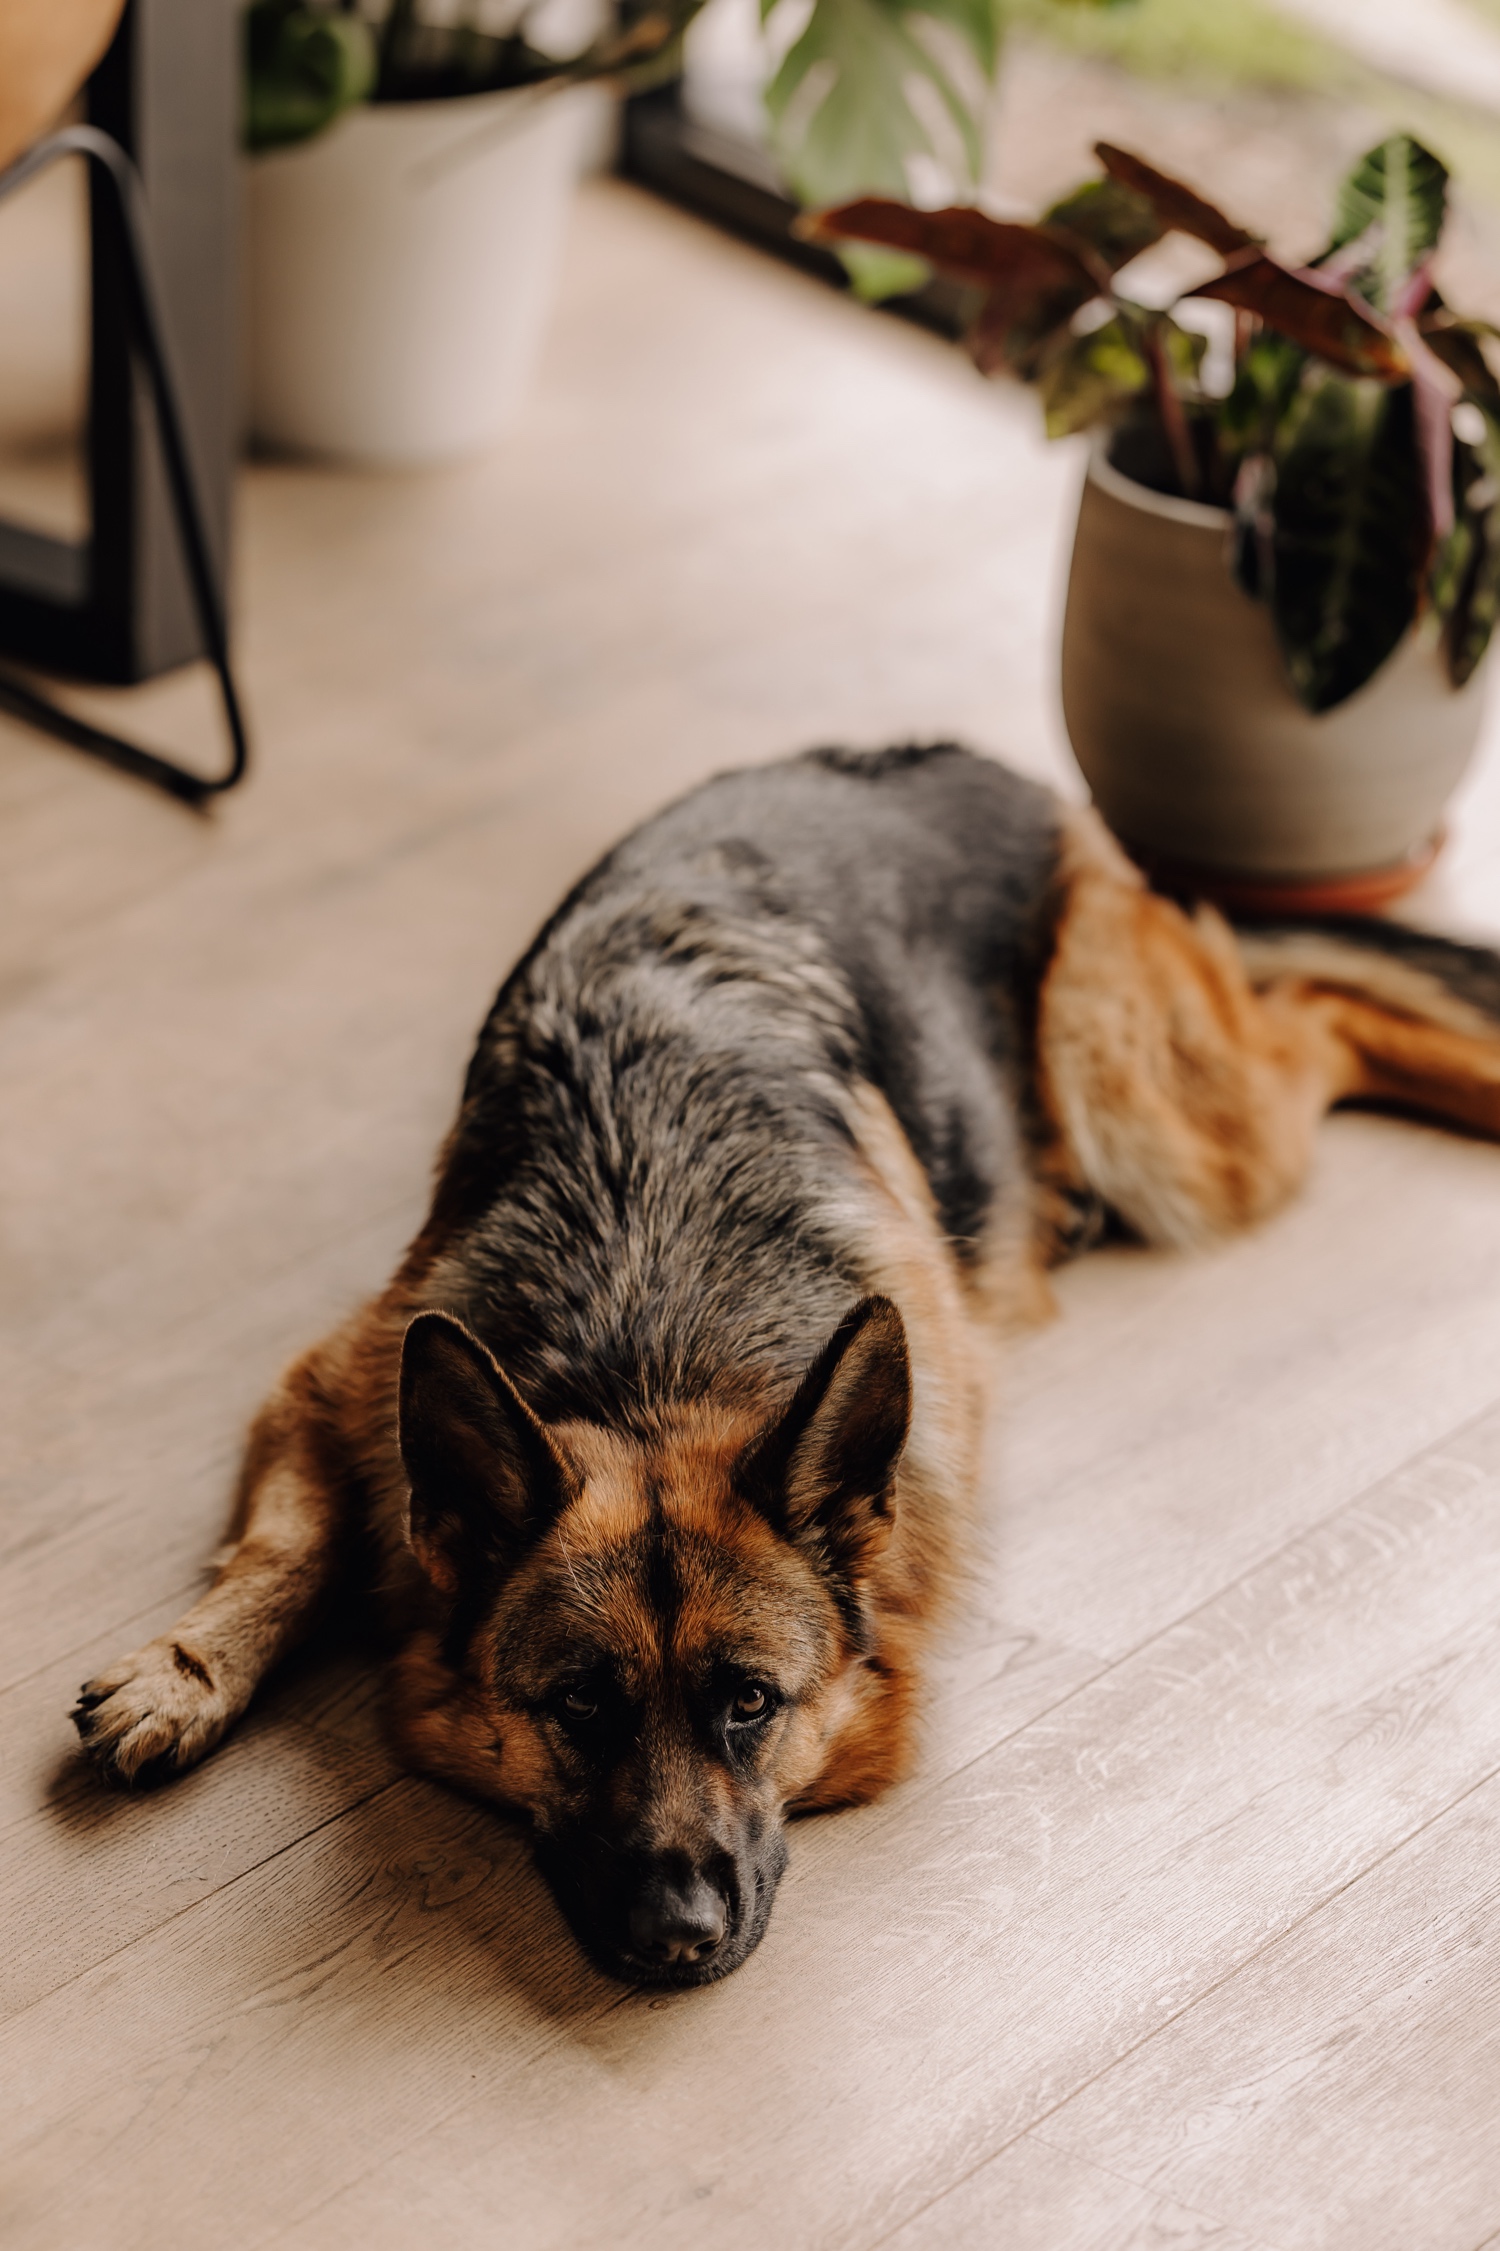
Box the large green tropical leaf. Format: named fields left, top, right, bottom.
left=1267, top=369, right=1429, bottom=711
left=765, top=0, right=989, bottom=203
left=1326, top=134, right=1448, bottom=313
left=913, top=0, right=1006, bottom=74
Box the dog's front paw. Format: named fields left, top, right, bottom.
left=72, top=1637, right=235, bottom=1785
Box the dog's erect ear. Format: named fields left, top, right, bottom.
left=399, top=1311, right=570, bottom=1597
left=739, top=1296, right=911, bottom=1581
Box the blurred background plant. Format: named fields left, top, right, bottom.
left=244, top=0, right=708, bottom=150
left=244, top=0, right=1126, bottom=303
left=244, top=0, right=1500, bottom=307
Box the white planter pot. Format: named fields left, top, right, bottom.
left=1060, top=441, right=1492, bottom=903
left=247, top=85, right=588, bottom=465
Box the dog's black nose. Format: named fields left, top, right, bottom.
left=628, top=1876, right=726, bottom=1967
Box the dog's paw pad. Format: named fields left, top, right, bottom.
left=71, top=1639, right=233, bottom=1785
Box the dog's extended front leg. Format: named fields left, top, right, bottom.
left=73, top=1352, right=350, bottom=1784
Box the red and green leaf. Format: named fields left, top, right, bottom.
left=1323, top=134, right=1448, bottom=315
left=1185, top=251, right=1408, bottom=381
left=806, top=199, right=1094, bottom=288
left=809, top=198, right=1104, bottom=375
left=1093, top=143, right=1259, bottom=258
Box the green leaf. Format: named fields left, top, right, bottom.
left=245, top=1, right=375, bottom=153
left=1220, top=329, right=1306, bottom=455
left=1327, top=134, right=1448, bottom=313
left=841, top=243, right=932, bottom=300
left=1035, top=313, right=1149, bottom=436
left=1158, top=308, right=1208, bottom=388
left=764, top=0, right=997, bottom=215
left=1043, top=177, right=1164, bottom=273
left=1266, top=369, right=1429, bottom=711
left=912, top=0, right=1006, bottom=76
left=1433, top=403, right=1500, bottom=687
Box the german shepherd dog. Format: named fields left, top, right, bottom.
left=72, top=746, right=1500, bottom=1984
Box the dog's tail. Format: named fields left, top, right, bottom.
left=1234, top=912, right=1500, bottom=1135
left=1236, top=915, right=1500, bottom=1033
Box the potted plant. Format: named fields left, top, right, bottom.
left=813, top=137, right=1500, bottom=908
left=243, top=0, right=700, bottom=464
left=243, top=0, right=1120, bottom=467
left=242, top=0, right=1003, bottom=466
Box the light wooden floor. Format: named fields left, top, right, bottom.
left=5, top=181, right=1500, bottom=2251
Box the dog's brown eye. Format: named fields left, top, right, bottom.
left=731, top=1685, right=769, bottom=1721
left=561, top=1690, right=597, bottom=1720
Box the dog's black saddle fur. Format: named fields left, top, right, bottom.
left=428, top=745, right=1061, bottom=1430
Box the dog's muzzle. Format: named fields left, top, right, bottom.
left=536, top=1828, right=788, bottom=1988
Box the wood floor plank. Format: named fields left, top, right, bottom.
left=0, top=1615, right=398, bottom=2020
left=1029, top=1770, right=1500, bottom=2251
left=0, top=1201, right=416, bottom=1695
left=0, top=1780, right=619, bottom=2251
left=1, top=1708, right=396, bottom=2019
left=995, top=1112, right=1500, bottom=1661
left=880, top=2134, right=1274, bottom=2251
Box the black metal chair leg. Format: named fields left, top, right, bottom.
left=0, top=124, right=249, bottom=807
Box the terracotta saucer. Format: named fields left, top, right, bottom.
left=1128, top=831, right=1443, bottom=919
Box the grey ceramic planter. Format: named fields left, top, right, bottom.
left=1060, top=442, right=1491, bottom=892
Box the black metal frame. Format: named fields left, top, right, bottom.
left=0, top=126, right=247, bottom=805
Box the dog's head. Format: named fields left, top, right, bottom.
left=396, top=1296, right=911, bottom=1986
